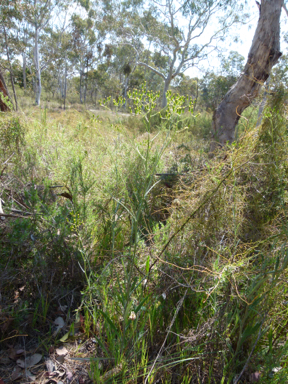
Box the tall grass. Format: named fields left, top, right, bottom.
left=1, top=86, right=288, bottom=383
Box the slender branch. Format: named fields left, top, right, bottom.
left=136, top=62, right=166, bottom=79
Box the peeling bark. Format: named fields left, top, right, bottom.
left=211, top=0, right=283, bottom=151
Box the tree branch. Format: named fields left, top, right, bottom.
left=136, top=62, right=166, bottom=79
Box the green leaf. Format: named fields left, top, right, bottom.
left=98, top=310, right=120, bottom=335
left=60, top=331, right=69, bottom=342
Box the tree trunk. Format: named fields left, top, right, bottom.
left=162, top=77, right=171, bottom=108
left=0, top=69, right=12, bottom=111
left=256, top=78, right=270, bottom=127
left=63, top=62, right=67, bottom=110
left=23, top=53, right=27, bottom=90
left=3, top=26, right=18, bottom=110
left=123, top=75, right=130, bottom=108
left=211, top=0, right=283, bottom=151
left=79, top=70, right=83, bottom=104
left=84, top=70, right=88, bottom=104
left=34, top=26, right=42, bottom=106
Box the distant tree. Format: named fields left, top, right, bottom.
left=109, top=0, right=248, bottom=107
left=0, top=0, right=22, bottom=110
left=86, top=64, right=110, bottom=103
left=200, top=72, right=236, bottom=111
left=174, top=75, right=198, bottom=107
left=220, top=51, right=245, bottom=78
left=21, top=0, right=68, bottom=106
left=40, top=30, right=74, bottom=108
left=13, top=15, right=32, bottom=92
left=270, top=54, right=288, bottom=87
left=200, top=52, right=244, bottom=111
left=70, top=12, right=104, bottom=104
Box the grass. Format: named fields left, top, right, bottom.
left=1, top=87, right=288, bottom=384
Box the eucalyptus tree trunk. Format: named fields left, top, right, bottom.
left=256, top=78, right=270, bottom=127
left=211, top=0, right=283, bottom=151
left=0, top=69, right=12, bottom=111
left=34, top=26, right=42, bottom=106
left=137, top=62, right=173, bottom=108
left=123, top=75, right=129, bottom=107
left=84, top=72, right=88, bottom=104
left=63, top=62, right=67, bottom=110
left=22, top=33, right=28, bottom=91
left=23, top=53, right=27, bottom=90
left=162, top=78, right=171, bottom=108
left=3, top=25, right=18, bottom=110
left=79, top=70, right=83, bottom=104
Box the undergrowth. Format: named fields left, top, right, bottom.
left=1, top=86, right=288, bottom=384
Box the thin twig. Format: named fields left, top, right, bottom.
left=0, top=213, right=32, bottom=219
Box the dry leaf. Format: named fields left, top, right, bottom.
left=56, top=346, right=68, bottom=356
left=66, top=371, right=73, bottom=382
left=16, top=358, right=25, bottom=368
left=8, top=348, right=17, bottom=361
left=58, top=369, right=66, bottom=378
left=14, top=291, right=20, bottom=303
left=58, top=192, right=73, bottom=201
left=25, top=370, right=36, bottom=382
left=45, top=359, right=55, bottom=373
left=56, top=355, right=65, bottom=364
left=25, top=353, right=42, bottom=368
left=17, top=353, right=42, bottom=368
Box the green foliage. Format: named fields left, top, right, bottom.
left=0, top=116, right=25, bottom=154
left=245, top=87, right=288, bottom=233
left=200, top=71, right=237, bottom=110
left=2, top=86, right=288, bottom=384
left=0, top=91, right=13, bottom=111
